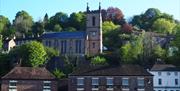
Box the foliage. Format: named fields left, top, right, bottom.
left=152, top=18, right=176, bottom=34
left=13, top=10, right=33, bottom=37
left=91, top=56, right=107, bottom=65
left=45, top=47, right=59, bottom=60
left=32, top=21, right=44, bottom=37
left=0, top=15, right=10, bottom=34
left=152, top=45, right=166, bottom=59
left=9, top=41, right=47, bottom=67
left=53, top=68, right=65, bottom=79
left=64, top=27, right=77, bottom=32
left=102, top=21, right=119, bottom=34
left=120, top=32, right=144, bottom=63
left=54, top=24, right=62, bottom=32
left=0, top=53, right=11, bottom=76
left=69, top=12, right=86, bottom=30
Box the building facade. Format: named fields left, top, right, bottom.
left=41, top=4, right=102, bottom=56
left=69, top=65, right=153, bottom=91
left=1, top=67, right=57, bottom=91
left=150, top=64, right=180, bottom=91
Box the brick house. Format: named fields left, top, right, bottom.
left=1, top=67, right=57, bottom=91
left=69, top=65, right=154, bottom=91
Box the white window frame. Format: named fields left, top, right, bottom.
left=106, top=77, right=114, bottom=91
left=122, top=78, right=129, bottom=86
left=9, top=80, right=17, bottom=91
left=137, top=78, right=144, bottom=87
left=77, top=77, right=84, bottom=85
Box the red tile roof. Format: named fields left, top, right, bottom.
left=2, top=67, right=56, bottom=80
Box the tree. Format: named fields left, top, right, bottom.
left=13, top=10, right=33, bottom=37
left=0, top=15, right=10, bottom=34
left=64, top=27, right=77, bottom=32
left=53, top=24, right=62, bottom=32
left=152, top=18, right=176, bottom=34
left=69, top=12, right=86, bottom=30
left=9, top=41, right=47, bottom=67
left=1, top=27, right=16, bottom=40
left=52, top=68, right=65, bottom=79
left=32, top=21, right=44, bottom=37
left=45, top=47, right=59, bottom=61
left=91, top=56, right=107, bottom=65
left=102, top=21, right=119, bottom=35
left=152, top=45, right=166, bottom=59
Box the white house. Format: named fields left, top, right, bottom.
left=150, top=64, right=180, bottom=91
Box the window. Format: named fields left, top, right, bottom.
left=106, top=77, right=113, bottom=90
left=122, top=78, right=129, bottom=86
left=92, top=16, right=96, bottom=26
left=137, top=78, right=144, bottom=89
left=158, top=79, right=162, bottom=85
left=175, top=79, right=178, bottom=85
left=92, top=42, right=95, bottom=48
left=43, top=81, right=51, bottom=91
left=75, top=40, right=82, bottom=53
left=9, top=80, right=17, bottom=91
left=91, top=31, right=96, bottom=37
left=77, top=78, right=84, bottom=91
left=158, top=72, right=161, bottom=76
left=92, top=78, right=99, bottom=90
left=175, top=72, right=178, bottom=76
left=61, top=40, right=67, bottom=54
left=167, top=72, right=171, bottom=76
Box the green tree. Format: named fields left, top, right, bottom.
left=64, top=27, right=77, bottom=32
left=45, top=47, right=59, bottom=60
left=53, top=24, right=62, bottom=32
left=52, top=68, right=65, bottom=79
left=69, top=12, right=86, bottom=30
left=0, top=15, right=10, bottom=34
left=32, top=21, right=44, bottom=36
left=102, top=21, right=119, bottom=35
left=13, top=10, right=33, bottom=37
left=91, top=56, right=107, bottom=65
left=9, top=41, right=47, bottom=67
left=152, top=45, right=166, bottom=59
left=152, top=18, right=176, bottom=34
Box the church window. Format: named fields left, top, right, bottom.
left=76, top=40, right=82, bottom=53
left=92, top=16, right=96, bottom=26
left=93, top=42, right=95, bottom=48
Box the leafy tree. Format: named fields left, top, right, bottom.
left=52, top=68, right=65, bottom=79
left=152, top=18, right=176, bottom=34
left=13, top=10, right=33, bottom=37
left=0, top=53, right=11, bottom=76
left=0, top=36, right=2, bottom=49
left=152, top=45, right=166, bottom=59
left=9, top=41, right=47, bottom=67
left=64, top=27, right=77, bottom=32
left=69, top=12, right=86, bottom=30
left=0, top=15, right=10, bottom=34
left=32, top=21, right=44, bottom=36
left=45, top=47, right=59, bottom=61
left=53, top=24, right=62, bottom=32
left=1, top=27, right=16, bottom=40
left=102, top=21, right=119, bottom=35
left=91, top=56, right=107, bottom=65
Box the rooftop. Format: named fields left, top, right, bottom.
left=40, top=31, right=86, bottom=39
left=70, top=65, right=153, bottom=76
left=151, top=64, right=180, bottom=71
left=2, top=67, right=56, bottom=80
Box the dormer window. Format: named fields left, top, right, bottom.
left=92, top=16, right=96, bottom=26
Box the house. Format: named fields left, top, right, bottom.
left=68, top=65, right=153, bottom=91
left=150, top=64, right=180, bottom=91
left=3, top=38, right=16, bottom=52
left=1, top=67, right=57, bottom=91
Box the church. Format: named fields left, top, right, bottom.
left=40, top=3, right=103, bottom=56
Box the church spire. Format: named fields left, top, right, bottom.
left=99, top=2, right=101, bottom=11
left=87, top=2, right=90, bottom=12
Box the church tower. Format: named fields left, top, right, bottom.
left=86, top=2, right=103, bottom=56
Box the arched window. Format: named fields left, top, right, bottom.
left=92, top=16, right=96, bottom=26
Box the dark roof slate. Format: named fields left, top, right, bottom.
left=70, top=65, right=153, bottom=76
left=40, top=31, right=86, bottom=39
left=2, top=67, right=56, bottom=80
left=151, top=64, right=180, bottom=71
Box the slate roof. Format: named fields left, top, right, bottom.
left=151, top=64, right=180, bottom=71
left=2, top=67, right=56, bottom=80
left=40, top=31, right=86, bottom=39
left=70, top=65, right=153, bottom=76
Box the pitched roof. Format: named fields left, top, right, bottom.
left=2, top=67, right=56, bottom=80
left=151, top=64, right=180, bottom=71
left=70, top=65, right=153, bottom=76
left=40, top=31, right=86, bottom=39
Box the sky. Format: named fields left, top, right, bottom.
left=0, top=0, right=180, bottom=22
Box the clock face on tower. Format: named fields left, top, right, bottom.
left=91, top=31, right=96, bottom=36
